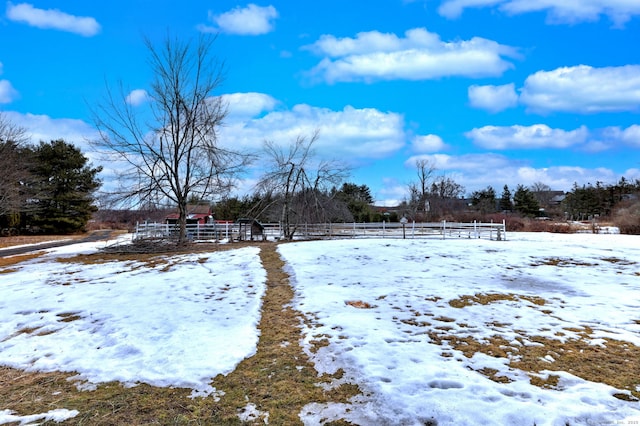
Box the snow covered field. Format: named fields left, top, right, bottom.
left=280, top=233, right=640, bottom=425
left=1, top=233, right=640, bottom=425
left=0, top=241, right=266, bottom=423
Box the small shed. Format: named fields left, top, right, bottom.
left=165, top=204, right=213, bottom=225
left=237, top=218, right=265, bottom=241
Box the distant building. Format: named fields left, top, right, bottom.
left=165, top=204, right=213, bottom=225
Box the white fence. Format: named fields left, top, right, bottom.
left=134, top=220, right=506, bottom=242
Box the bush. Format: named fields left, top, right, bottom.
left=612, top=201, right=640, bottom=235
left=524, top=220, right=574, bottom=233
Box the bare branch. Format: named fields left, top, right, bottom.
left=92, top=34, right=252, bottom=244
left=256, top=130, right=349, bottom=239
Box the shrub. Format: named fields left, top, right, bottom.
left=612, top=201, right=640, bottom=235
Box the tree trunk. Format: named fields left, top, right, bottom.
left=178, top=201, right=188, bottom=245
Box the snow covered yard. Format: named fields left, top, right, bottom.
left=1, top=232, right=639, bottom=425
left=279, top=233, right=640, bottom=425
left=0, top=241, right=266, bottom=423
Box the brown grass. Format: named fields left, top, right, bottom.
left=345, top=300, right=374, bottom=309
left=530, top=257, right=597, bottom=267
left=430, top=318, right=640, bottom=401
left=0, top=242, right=360, bottom=425
left=2, top=240, right=638, bottom=423
left=0, top=252, right=46, bottom=271
left=448, top=293, right=546, bottom=308
left=0, top=234, right=86, bottom=249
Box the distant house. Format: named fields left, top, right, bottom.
left=549, top=193, right=566, bottom=206
left=165, top=204, right=213, bottom=225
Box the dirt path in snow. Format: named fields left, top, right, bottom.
left=0, top=241, right=360, bottom=425
left=204, top=242, right=359, bottom=424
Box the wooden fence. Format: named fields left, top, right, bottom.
left=133, top=220, right=507, bottom=242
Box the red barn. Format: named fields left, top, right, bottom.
left=165, top=204, right=213, bottom=225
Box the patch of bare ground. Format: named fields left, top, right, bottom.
left=204, top=242, right=361, bottom=424
left=0, top=242, right=360, bottom=425
left=448, top=292, right=546, bottom=308
left=0, top=252, right=45, bottom=272
left=436, top=296, right=640, bottom=401
left=0, top=234, right=86, bottom=249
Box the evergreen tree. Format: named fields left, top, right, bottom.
left=27, top=140, right=102, bottom=234
left=513, top=184, right=540, bottom=217
left=471, top=186, right=497, bottom=214
left=499, top=185, right=513, bottom=212
left=334, top=182, right=375, bottom=222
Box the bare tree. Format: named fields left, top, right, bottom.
left=407, top=158, right=436, bottom=220
left=256, top=131, right=348, bottom=240
left=0, top=113, right=30, bottom=224
left=428, top=176, right=465, bottom=218
left=93, top=35, right=251, bottom=244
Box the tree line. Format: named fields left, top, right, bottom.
left=0, top=116, right=101, bottom=235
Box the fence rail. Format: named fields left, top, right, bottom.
left=134, top=220, right=506, bottom=242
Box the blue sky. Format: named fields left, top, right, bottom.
left=1, top=1, right=639, bottom=205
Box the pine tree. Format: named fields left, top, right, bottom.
left=471, top=186, right=497, bottom=214
left=27, top=140, right=102, bottom=234
left=513, top=185, right=540, bottom=217
left=499, top=185, right=513, bottom=212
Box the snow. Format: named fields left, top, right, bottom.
left=0, top=408, right=78, bottom=425
left=1, top=232, right=640, bottom=425
left=0, top=242, right=266, bottom=398
left=278, top=233, right=640, bottom=425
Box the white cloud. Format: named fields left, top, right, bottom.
left=406, top=152, right=514, bottom=172
left=466, top=124, right=589, bottom=149
left=219, top=95, right=406, bottom=161
left=2, top=111, right=98, bottom=149
left=304, top=27, right=517, bottom=83
left=202, top=4, right=278, bottom=35
left=411, top=134, right=447, bottom=153
left=0, top=62, right=18, bottom=103
left=602, top=125, right=640, bottom=147
left=468, top=83, right=518, bottom=112
left=377, top=177, right=409, bottom=207
left=438, top=0, right=640, bottom=26
left=221, top=92, right=278, bottom=118
left=403, top=152, right=620, bottom=193
left=6, top=2, right=101, bottom=36
left=125, top=89, right=149, bottom=107
left=520, top=65, right=640, bottom=114
left=0, top=80, right=19, bottom=103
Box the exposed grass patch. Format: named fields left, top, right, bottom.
left=345, top=300, right=374, bottom=309
left=448, top=293, right=546, bottom=308
left=430, top=328, right=640, bottom=401
left=0, top=242, right=360, bottom=425
left=201, top=243, right=361, bottom=424
left=0, top=252, right=46, bottom=271
left=530, top=257, right=596, bottom=267
left=1, top=326, right=45, bottom=342
left=400, top=318, right=432, bottom=327
left=601, top=257, right=636, bottom=265
left=57, top=312, right=83, bottom=323
left=473, top=367, right=513, bottom=384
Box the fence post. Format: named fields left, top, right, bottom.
left=442, top=220, right=446, bottom=239
left=382, top=220, right=386, bottom=238
left=503, top=219, right=507, bottom=241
